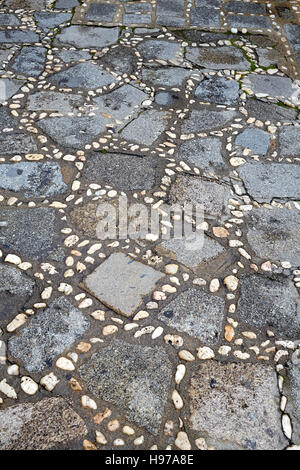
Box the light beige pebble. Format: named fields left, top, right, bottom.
left=91, top=310, right=106, bottom=321
left=282, top=414, right=292, bottom=440
left=133, top=310, right=149, bottom=320
left=197, top=347, right=215, bottom=360
left=224, top=275, right=239, bottom=291
left=224, top=324, right=235, bottom=342
left=172, top=390, right=184, bottom=409
left=21, top=377, right=38, bottom=395
left=5, top=254, right=21, bottom=265
left=134, top=326, right=155, bottom=338
left=165, top=264, right=178, bottom=274
left=0, top=379, right=17, bottom=399
left=40, top=372, right=59, bottom=391
left=153, top=291, right=166, bottom=301
left=67, top=352, right=78, bottom=363
left=233, top=351, right=250, bottom=360
left=218, top=345, right=231, bottom=355
left=103, top=325, right=118, bottom=336
left=178, top=350, right=195, bottom=361
left=113, top=439, right=125, bottom=446
left=123, top=426, right=135, bottom=436
left=164, top=334, right=183, bottom=347
left=107, top=419, right=120, bottom=432
left=18, top=262, right=32, bottom=270
left=6, top=314, right=27, bottom=332
left=41, top=286, right=52, bottom=300
left=152, top=326, right=164, bottom=339
left=77, top=342, right=91, bottom=353
left=56, top=357, right=75, bottom=371
left=7, top=364, right=19, bottom=376
left=242, top=331, right=257, bottom=339
left=213, top=227, right=229, bottom=238
left=81, top=395, right=97, bottom=410
left=83, top=439, right=97, bottom=450
left=162, top=284, right=177, bottom=293
left=175, top=431, right=191, bottom=450
left=261, top=261, right=272, bottom=272
left=175, top=364, right=186, bottom=384
left=96, top=431, right=107, bottom=445
left=209, top=278, right=220, bottom=293
left=124, top=322, right=139, bottom=331
left=134, top=435, right=144, bottom=446
left=195, top=437, right=209, bottom=450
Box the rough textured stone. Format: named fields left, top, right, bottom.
left=190, top=361, right=287, bottom=450
left=0, top=108, right=19, bottom=129
left=34, top=12, right=71, bottom=31
left=56, top=49, right=91, bottom=63
left=93, top=84, right=148, bottom=121
left=0, top=207, right=61, bottom=260
left=190, top=7, right=220, bottom=27
left=48, top=62, right=115, bottom=89
left=27, top=91, right=84, bottom=112
left=169, top=175, right=231, bottom=218
left=176, top=138, right=227, bottom=174
left=247, top=74, right=295, bottom=100
left=237, top=275, right=300, bottom=339
left=137, top=40, right=182, bottom=62
left=81, top=152, right=158, bottom=190
left=141, top=67, right=196, bottom=87
left=97, top=46, right=137, bottom=75
left=228, top=14, right=271, bottom=29
left=55, top=26, right=119, bottom=48
left=283, top=24, right=300, bottom=51
left=186, top=46, right=249, bottom=71
left=55, top=0, right=79, bottom=8
left=245, top=206, right=300, bottom=266
left=245, top=98, right=298, bottom=122
left=195, top=76, right=239, bottom=105
left=0, top=162, right=67, bottom=198
left=155, top=91, right=182, bottom=107
left=0, top=264, right=35, bottom=324
left=0, top=398, right=87, bottom=450
left=0, top=78, right=25, bottom=101
left=0, top=133, right=37, bottom=154
left=86, top=3, right=118, bottom=22
left=0, top=30, right=39, bottom=44
left=235, top=128, right=270, bottom=155
left=9, top=297, right=89, bottom=373
left=120, top=109, right=171, bottom=146
left=181, top=108, right=237, bottom=133
left=84, top=253, right=165, bottom=317
left=279, top=126, right=300, bottom=156
left=78, top=339, right=172, bottom=434
left=159, top=288, right=225, bottom=343
left=238, top=162, right=300, bottom=202
left=256, top=48, right=284, bottom=68
left=225, top=1, right=266, bottom=14
left=0, top=14, right=20, bottom=26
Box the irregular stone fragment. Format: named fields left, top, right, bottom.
left=120, top=109, right=172, bottom=146
left=8, top=297, right=89, bottom=373
left=159, top=288, right=225, bottom=344
left=97, top=46, right=137, bottom=75
left=0, top=264, right=35, bottom=324
left=176, top=138, right=226, bottom=174
left=195, top=77, right=239, bottom=105
left=0, top=207, right=61, bottom=260
left=28, top=91, right=84, bottom=112
left=186, top=46, right=249, bottom=71
left=0, top=78, right=25, bottom=102
left=0, top=30, right=39, bottom=44
left=84, top=253, right=164, bottom=317
left=256, top=48, right=284, bottom=68
left=181, top=108, right=237, bottom=133
left=0, top=108, right=19, bottom=129
left=48, top=62, right=115, bottom=89
left=137, top=39, right=182, bottom=62
left=235, top=128, right=270, bottom=155
left=93, top=84, right=148, bottom=121
left=279, top=126, right=300, bottom=157
left=141, top=67, right=196, bottom=87
left=78, top=339, right=172, bottom=434
left=228, top=14, right=271, bottom=29
left=86, top=3, right=118, bottom=22
left=0, top=162, right=67, bottom=198
left=0, top=133, right=37, bottom=154
left=81, top=152, right=158, bottom=190
left=238, top=162, right=300, bottom=202
left=245, top=98, right=298, bottom=123
left=245, top=206, right=300, bottom=266
left=0, top=398, right=87, bottom=450
left=225, top=0, right=265, bottom=14
left=190, top=7, right=220, bottom=27
left=0, top=14, right=20, bottom=26
left=237, top=275, right=300, bottom=339
left=34, top=12, right=71, bottom=31
left=55, top=26, right=119, bottom=48
left=55, top=0, right=79, bottom=7
left=56, top=49, right=91, bottom=63
left=190, top=361, right=287, bottom=450
left=247, top=74, right=295, bottom=100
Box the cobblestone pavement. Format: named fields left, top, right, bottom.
left=0, top=0, right=300, bottom=451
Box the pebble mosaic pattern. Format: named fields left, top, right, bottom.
left=0, top=0, right=300, bottom=451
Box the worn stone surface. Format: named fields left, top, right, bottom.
left=284, top=362, right=300, bottom=443
left=235, top=128, right=270, bottom=155
left=8, top=297, right=89, bottom=373
left=0, top=30, right=39, bottom=44
left=0, top=133, right=38, bottom=155
left=78, top=339, right=172, bottom=434
left=189, top=361, right=287, bottom=450
left=245, top=98, right=298, bottom=122
left=137, top=40, right=182, bottom=62
left=97, top=46, right=137, bottom=75
left=279, top=126, right=300, bottom=156
left=247, top=73, right=295, bottom=100
left=176, top=138, right=227, bottom=174
left=48, top=62, right=115, bottom=89
left=27, top=91, right=84, bottom=112
left=84, top=253, right=165, bottom=317
left=181, top=108, right=237, bottom=133
left=120, top=109, right=172, bottom=145
left=186, top=46, right=249, bottom=71
left=195, top=77, right=239, bottom=105
left=142, top=67, right=196, bottom=87
left=55, top=26, right=119, bottom=48
left=0, top=162, right=67, bottom=198
left=159, top=288, right=225, bottom=343
left=237, top=275, right=300, bottom=339
left=0, top=398, right=87, bottom=450
left=34, top=12, right=71, bottom=31
left=0, top=78, right=25, bottom=101
left=245, top=206, right=300, bottom=266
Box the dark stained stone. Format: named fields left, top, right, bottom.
left=176, top=138, right=227, bottom=174
left=186, top=46, right=249, bottom=71
left=195, top=76, right=239, bottom=105
left=245, top=98, right=298, bottom=122
left=97, top=46, right=137, bottom=75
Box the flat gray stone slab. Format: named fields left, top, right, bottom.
left=137, top=39, right=183, bottom=62
left=0, top=398, right=87, bottom=450
left=11, top=46, right=46, bottom=79
left=159, top=235, right=225, bottom=268
left=55, top=0, right=79, bottom=8
left=245, top=98, right=298, bottom=123
left=238, top=162, right=300, bottom=203
left=159, top=288, right=225, bottom=343
left=235, top=128, right=270, bottom=155
left=256, top=48, right=284, bottom=68
left=37, top=114, right=107, bottom=148
left=0, top=162, right=67, bottom=198
left=34, top=12, right=71, bottom=31
left=8, top=297, right=89, bottom=373
left=0, top=133, right=38, bottom=154
left=169, top=175, right=231, bottom=218
left=247, top=73, right=295, bottom=100
left=279, top=126, right=300, bottom=156
left=55, top=26, right=119, bottom=48
left=81, top=152, right=158, bottom=190
left=86, top=2, right=118, bottom=22
left=0, top=78, right=25, bottom=101
left=176, top=138, right=227, bottom=174
left=284, top=362, right=300, bottom=443
left=141, top=67, right=196, bottom=87
left=0, top=108, right=19, bottom=130
left=0, top=264, right=35, bottom=324
left=190, top=7, right=220, bottom=27
left=246, top=206, right=300, bottom=267
left=48, top=62, right=115, bottom=89
left=195, top=77, right=239, bottom=105
left=120, top=109, right=172, bottom=146
left=186, top=46, right=249, bottom=70
left=27, top=91, right=85, bottom=112
left=0, top=14, right=20, bottom=26
left=93, top=84, right=148, bottom=122
left=84, top=252, right=165, bottom=317
left=190, top=361, right=287, bottom=450
left=0, top=30, right=39, bottom=44
left=56, top=49, right=91, bottom=63
left=97, top=46, right=137, bottom=75
left=0, top=207, right=61, bottom=260
left=78, top=339, right=172, bottom=434
left=181, top=108, right=237, bottom=133
left=237, top=275, right=300, bottom=339
left=0, top=48, right=12, bottom=69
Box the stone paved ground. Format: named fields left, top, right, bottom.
left=0, top=0, right=300, bottom=451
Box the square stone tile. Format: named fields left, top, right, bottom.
left=84, top=253, right=165, bottom=317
